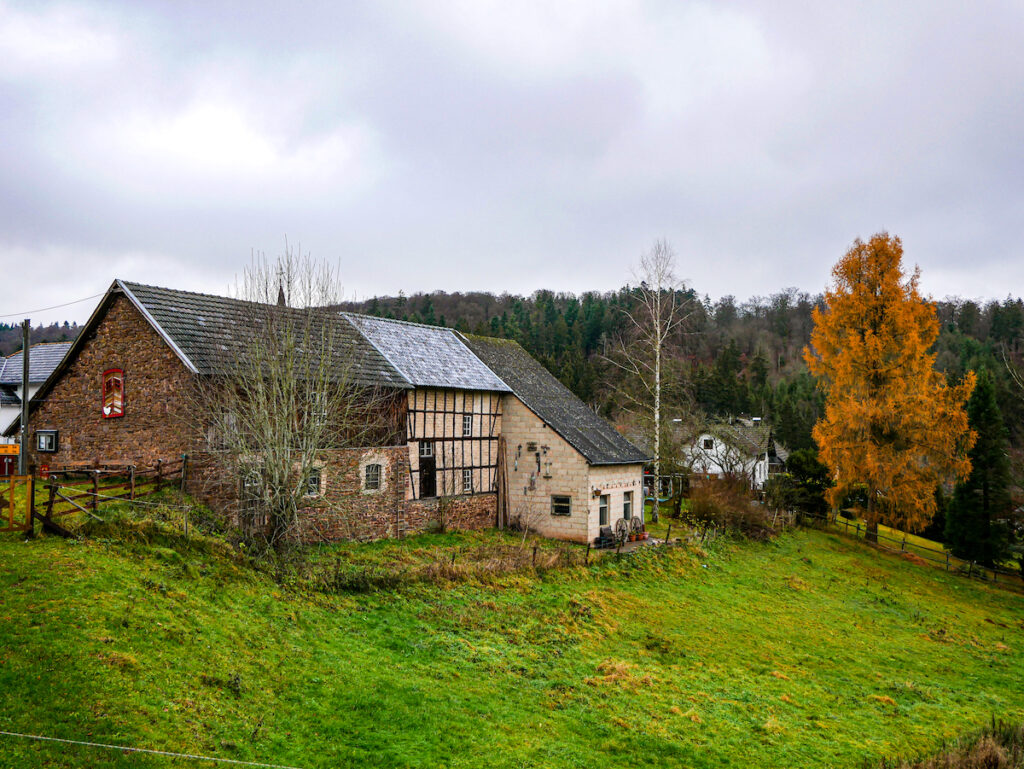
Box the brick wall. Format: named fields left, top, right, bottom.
left=26, top=293, right=195, bottom=470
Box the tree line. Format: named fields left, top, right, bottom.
left=338, top=287, right=1024, bottom=452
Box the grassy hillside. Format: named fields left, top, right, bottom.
left=1, top=523, right=1022, bottom=768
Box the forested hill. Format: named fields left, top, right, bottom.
left=0, top=321, right=81, bottom=356
left=338, top=289, right=1024, bottom=449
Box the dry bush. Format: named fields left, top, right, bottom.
left=686, top=476, right=773, bottom=539
left=877, top=721, right=1024, bottom=769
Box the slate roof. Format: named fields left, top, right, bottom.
left=0, top=342, right=73, bottom=386
left=462, top=334, right=650, bottom=466
left=0, top=386, right=20, bottom=407
left=119, top=281, right=409, bottom=389
left=344, top=314, right=510, bottom=393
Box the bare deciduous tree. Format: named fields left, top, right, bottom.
left=194, top=246, right=394, bottom=549
left=605, top=239, right=695, bottom=521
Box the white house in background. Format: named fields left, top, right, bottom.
left=682, top=417, right=788, bottom=490
left=0, top=343, right=73, bottom=446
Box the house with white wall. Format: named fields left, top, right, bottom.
left=682, top=417, right=787, bottom=490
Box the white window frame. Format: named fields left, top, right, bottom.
left=599, top=494, right=609, bottom=526
left=419, top=441, right=434, bottom=458
left=623, top=491, right=633, bottom=520
left=36, top=430, right=58, bottom=453
left=364, top=463, right=382, bottom=491
left=303, top=467, right=323, bottom=497
left=462, top=414, right=473, bottom=436
left=462, top=468, right=473, bottom=494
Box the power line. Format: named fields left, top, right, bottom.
left=0, top=293, right=104, bottom=319
left=0, top=730, right=306, bottom=768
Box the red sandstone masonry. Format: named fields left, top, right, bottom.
left=26, top=294, right=195, bottom=471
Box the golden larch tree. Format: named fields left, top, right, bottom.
left=804, top=233, right=976, bottom=537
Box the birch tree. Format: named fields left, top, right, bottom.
left=606, top=240, right=694, bottom=521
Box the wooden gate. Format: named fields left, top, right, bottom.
left=0, top=475, right=33, bottom=534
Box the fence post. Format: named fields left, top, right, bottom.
left=91, top=471, right=99, bottom=514
left=968, top=561, right=974, bottom=579
left=532, top=545, right=538, bottom=566
left=156, top=459, right=164, bottom=491
left=945, top=552, right=950, bottom=571
left=180, top=453, right=188, bottom=493
left=901, top=536, right=906, bottom=552
left=665, top=523, right=672, bottom=544
left=856, top=523, right=861, bottom=538
left=129, top=465, right=136, bottom=500
left=585, top=543, right=591, bottom=565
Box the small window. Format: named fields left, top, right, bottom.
left=419, top=441, right=434, bottom=458
left=36, top=430, right=58, bottom=453
left=304, top=468, right=322, bottom=496
left=702, top=438, right=714, bottom=450
left=623, top=491, right=633, bottom=520
left=364, top=463, right=381, bottom=490
left=462, top=468, right=473, bottom=494
left=551, top=495, right=571, bottom=516
left=102, top=368, right=124, bottom=418
left=599, top=494, right=609, bottom=526
left=462, top=414, right=473, bottom=436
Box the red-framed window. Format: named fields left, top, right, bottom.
left=102, top=368, right=124, bottom=418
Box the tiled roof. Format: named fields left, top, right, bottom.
left=0, top=342, right=73, bottom=386
left=462, top=334, right=650, bottom=466
left=344, top=314, right=510, bottom=392
left=119, top=281, right=409, bottom=389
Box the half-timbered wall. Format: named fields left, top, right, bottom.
left=405, top=388, right=502, bottom=500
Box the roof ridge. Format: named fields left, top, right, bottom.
left=342, top=311, right=454, bottom=332
left=119, top=279, right=283, bottom=310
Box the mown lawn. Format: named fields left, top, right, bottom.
left=1, top=523, right=1022, bottom=768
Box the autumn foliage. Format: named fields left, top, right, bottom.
left=804, top=233, right=976, bottom=534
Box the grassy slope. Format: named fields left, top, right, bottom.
left=1, top=528, right=1022, bottom=768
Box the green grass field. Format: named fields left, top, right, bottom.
left=1, top=518, right=1023, bottom=768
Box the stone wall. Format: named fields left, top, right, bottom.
left=500, top=394, right=591, bottom=543
left=26, top=293, right=195, bottom=471
left=586, top=463, right=645, bottom=544
left=296, top=445, right=495, bottom=541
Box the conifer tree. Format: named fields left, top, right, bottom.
left=804, top=233, right=976, bottom=538
left=946, top=369, right=1013, bottom=566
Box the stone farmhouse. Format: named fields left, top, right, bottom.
left=6, top=280, right=647, bottom=543
left=681, top=417, right=788, bottom=490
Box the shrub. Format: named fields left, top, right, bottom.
left=685, top=476, right=772, bottom=539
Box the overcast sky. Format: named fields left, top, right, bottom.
left=2, top=0, right=1023, bottom=326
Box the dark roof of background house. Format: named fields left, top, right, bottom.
left=686, top=418, right=789, bottom=462
left=0, top=342, right=73, bottom=386
left=345, top=314, right=510, bottom=393
left=0, top=386, right=20, bottom=407
left=119, top=281, right=409, bottom=389
left=462, top=334, right=650, bottom=466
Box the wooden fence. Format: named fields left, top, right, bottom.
left=0, top=457, right=188, bottom=536
left=803, top=511, right=1024, bottom=591
left=0, top=476, right=33, bottom=533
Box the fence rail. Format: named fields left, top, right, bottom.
left=801, top=510, right=1024, bottom=591
left=0, top=458, right=189, bottom=536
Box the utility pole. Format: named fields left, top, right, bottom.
left=18, top=319, right=29, bottom=475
